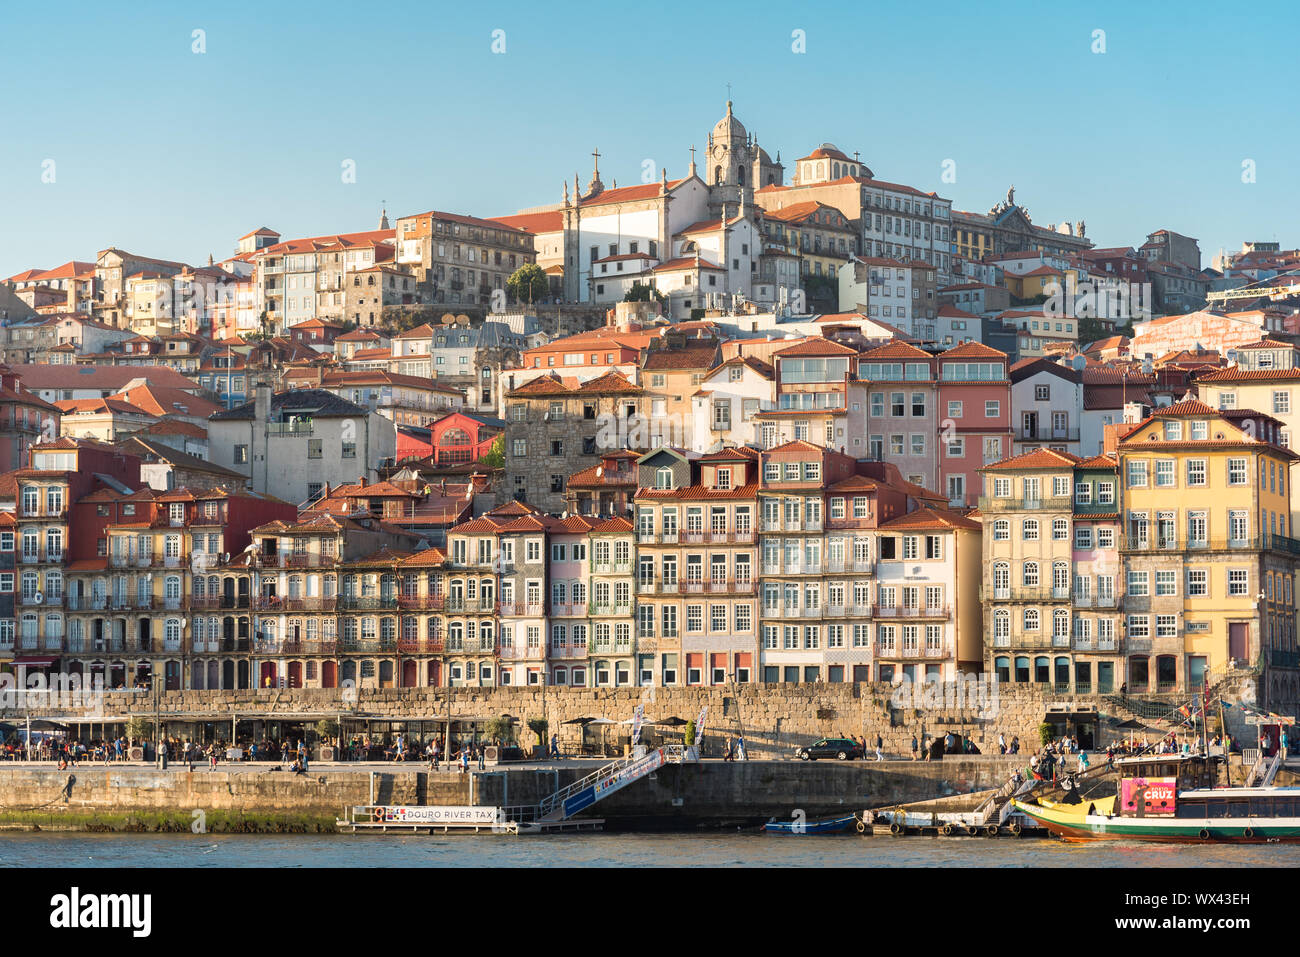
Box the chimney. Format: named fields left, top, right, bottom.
left=357, top=476, right=366, bottom=489
left=254, top=382, right=271, bottom=422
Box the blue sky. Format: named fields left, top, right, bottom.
left=2, top=0, right=1296, bottom=276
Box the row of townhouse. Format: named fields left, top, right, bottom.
left=5, top=435, right=985, bottom=692
left=10, top=419, right=1297, bottom=703
left=981, top=397, right=1300, bottom=700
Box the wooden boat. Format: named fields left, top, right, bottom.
left=764, top=813, right=859, bottom=834
left=1015, top=753, right=1300, bottom=843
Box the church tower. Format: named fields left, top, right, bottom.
left=706, top=100, right=752, bottom=216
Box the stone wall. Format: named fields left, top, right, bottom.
left=3, top=680, right=1181, bottom=757
left=0, top=757, right=1027, bottom=829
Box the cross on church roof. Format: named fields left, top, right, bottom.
left=591, top=148, right=600, bottom=174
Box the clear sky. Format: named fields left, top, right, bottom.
left=2, top=0, right=1296, bottom=276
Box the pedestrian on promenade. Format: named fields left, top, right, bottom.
left=723, top=735, right=734, bottom=761
left=1079, top=750, right=1090, bottom=772
left=459, top=748, right=469, bottom=774
left=998, top=732, right=1006, bottom=755
left=158, top=738, right=169, bottom=771
left=300, top=741, right=309, bottom=773
left=209, top=743, right=219, bottom=771
left=922, top=737, right=932, bottom=763
left=1010, top=735, right=1020, bottom=755
left=550, top=734, right=559, bottom=760
left=737, top=734, right=747, bottom=761
left=431, top=740, right=440, bottom=771
left=875, top=734, right=884, bottom=762
left=477, top=744, right=485, bottom=770
left=911, top=735, right=918, bottom=760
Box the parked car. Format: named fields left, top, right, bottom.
left=795, top=737, right=863, bottom=761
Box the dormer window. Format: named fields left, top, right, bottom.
left=716, top=468, right=732, bottom=490
left=1190, top=420, right=1208, bottom=440
left=655, top=466, right=674, bottom=490
left=1164, top=421, right=1182, bottom=441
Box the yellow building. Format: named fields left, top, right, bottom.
left=1116, top=398, right=1298, bottom=693
left=979, top=449, right=1081, bottom=688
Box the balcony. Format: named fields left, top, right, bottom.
left=873, top=604, right=951, bottom=620
left=266, top=423, right=313, bottom=438
left=338, top=596, right=399, bottom=611
left=550, top=603, right=587, bottom=617
left=339, top=638, right=397, bottom=653
left=397, top=595, right=444, bottom=611
left=253, top=596, right=339, bottom=612
left=444, top=598, right=497, bottom=614
left=980, top=585, right=1072, bottom=602
left=18, top=506, right=67, bottom=520
left=548, top=643, right=588, bottom=660
left=1122, top=537, right=1297, bottom=555
left=498, top=602, right=545, bottom=617
left=976, top=495, right=1073, bottom=512
left=1015, top=426, right=1079, bottom=442
left=1071, top=594, right=1118, bottom=608
left=66, top=596, right=108, bottom=612
left=591, top=562, right=634, bottom=576
left=497, top=643, right=543, bottom=661
left=589, top=604, right=633, bottom=617
left=397, top=639, right=444, bottom=655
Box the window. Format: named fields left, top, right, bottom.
left=1127, top=460, right=1148, bottom=488
left=234, top=444, right=248, bottom=465
left=342, top=442, right=357, bottom=459
left=1075, top=527, right=1093, bottom=549
left=1022, top=519, right=1039, bottom=541
left=1155, top=570, right=1177, bottom=596
left=1074, top=482, right=1091, bottom=505
left=1035, top=385, right=1049, bottom=401
left=947, top=400, right=963, bottom=418
left=1274, top=390, right=1291, bottom=414
left=1052, top=519, right=1069, bottom=540
left=1227, top=569, right=1248, bottom=596
left=985, top=400, right=1000, bottom=418
left=1187, top=570, right=1208, bottom=597
left=308, top=439, right=322, bottom=459
left=1128, top=571, right=1149, bottom=597
left=1186, top=460, right=1206, bottom=486
left=1098, top=482, right=1115, bottom=505
left=1155, top=460, right=1175, bottom=487
left=1228, top=458, right=1248, bottom=485
left=993, top=520, right=1009, bottom=541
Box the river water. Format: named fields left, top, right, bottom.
left=3, top=832, right=1299, bottom=867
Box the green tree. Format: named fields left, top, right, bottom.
left=314, top=719, right=339, bottom=744
left=623, top=282, right=664, bottom=303
left=1037, top=722, right=1055, bottom=747
left=477, top=433, right=504, bottom=469
left=126, top=716, right=150, bottom=746
left=527, top=717, right=549, bottom=747
left=507, top=264, right=548, bottom=306
left=485, top=716, right=516, bottom=744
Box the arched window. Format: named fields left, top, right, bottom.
left=1024, top=608, right=1040, bottom=631
left=1022, top=561, right=1039, bottom=587
left=1022, top=519, right=1039, bottom=540
left=655, top=466, right=674, bottom=490
left=992, top=562, right=1009, bottom=595
left=993, top=610, right=1009, bottom=641
left=993, top=519, right=1009, bottom=540
left=1053, top=608, right=1070, bottom=638
left=1053, top=562, right=1070, bottom=595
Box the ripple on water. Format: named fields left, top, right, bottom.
left=1, top=832, right=1298, bottom=868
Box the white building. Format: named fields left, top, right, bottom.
left=689, top=355, right=776, bottom=451
left=207, top=386, right=396, bottom=506
left=1009, top=357, right=1084, bottom=456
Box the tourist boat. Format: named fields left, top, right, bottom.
left=1014, top=753, right=1300, bottom=843
left=764, top=813, right=860, bottom=834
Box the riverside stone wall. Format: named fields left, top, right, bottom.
left=0, top=680, right=1197, bottom=757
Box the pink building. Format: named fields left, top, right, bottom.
left=847, top=341, right=938, bottom=491
left=936, top=342, right=1012, bottom=507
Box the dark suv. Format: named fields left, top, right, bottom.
left=795, top=737, right=863, bottom=761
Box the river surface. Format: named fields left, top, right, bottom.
left=3, top=832, right=1299, bottom=867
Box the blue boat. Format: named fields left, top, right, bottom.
left=764, top=813, right=859, bottom=834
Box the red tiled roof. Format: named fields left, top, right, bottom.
left=773, top=337, right=858, bottom=358
left=981, top=449, right=1082, bottom=471
left=941, top=340, right=1005, bottom=359
left=879, top=506, right=980, bottom=531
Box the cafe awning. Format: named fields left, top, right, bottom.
left=9, top=657, right=59, bottom=667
